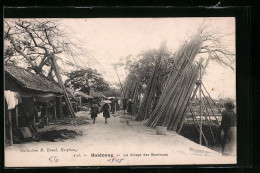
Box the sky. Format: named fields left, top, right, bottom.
left=9, top=17, right=235, bottom=99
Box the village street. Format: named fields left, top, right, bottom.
left=5, top=110, right=236, bottom=167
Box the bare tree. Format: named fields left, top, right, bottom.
left=4, top=19, right=95, bottom=81
left=198, top=25, right=235, bottom=70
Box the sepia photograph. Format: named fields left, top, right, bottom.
left=4, top=17, right=236, bottom=167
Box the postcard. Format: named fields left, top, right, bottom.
left=4, top=16, right=236, bottom=167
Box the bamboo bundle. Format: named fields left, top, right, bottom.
left=123, top=76, right=133, bottom=98
left=135, top=62, right=158, bottom=121
left=135, top=42, right=167, bottom=121
left=145, top=30, right=204, bottom=130
left=131, top=82, right=142, bottom=114
left=122, top=74, right=143, bottom=114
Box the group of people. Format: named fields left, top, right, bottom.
left=110, top=98, right=120, bottom=114
left=90, top=102, right=110, bottom=124
left=123, top=98, right=133, bottom=114
left=89, top=97, right=135, bottom=124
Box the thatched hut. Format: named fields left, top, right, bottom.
left=4, top=64, right=64, bottom=145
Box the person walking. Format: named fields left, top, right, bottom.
left=110, top=98, right=115, bottom=114
left=123, top=97, right=128, bottom=114
left=219, top=101, right=236, bottom=155
left=101, top=103, right=110, bottom=123
left=90, top=103, right=99, bottom=124
left=127, top=99, right=133, bottom=115
left=115, top=98, right=120, bottom=112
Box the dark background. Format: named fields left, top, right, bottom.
left=1, top=0, right=259, bottom=172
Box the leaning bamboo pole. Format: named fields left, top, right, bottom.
left=50, top=54, right=75, bottom=118
left=177, top=84, right=199, bottom=133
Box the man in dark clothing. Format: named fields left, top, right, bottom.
left=90, top=103, right=99, bottom=124
left=101, top=103, right=110, bottom=124
left=110, top=99, right=115, bottom=114
left=127, top=99, right=133, bottom=115
left=219, top=101, right=236, bottom=154
left=123, top=98, right=128, bottom=114
left=115, top=98, right=120, bottom=112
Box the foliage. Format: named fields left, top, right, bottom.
left=64, top=68, right=109, bottom=94
left=103, top=87, right=121, bottom=97
left=122, top=49, right=175, bottom=87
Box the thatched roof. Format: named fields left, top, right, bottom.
left=74, top=91, right=94, bottom=99
left=5, top=65, right=63, bottom=94
left=90, top=91, right=107, bottom=98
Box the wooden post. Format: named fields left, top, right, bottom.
left=50, top=54, right=75, bottom=118
left=46, top=105, right=49, bottom=126
left=114, top=67, right=126, bottom=99
left=177, top=85, right=199, bottom=134
left=8, top=110, right=13, bottom=146
left=199, top=64, right=202, bottom=145
left=56, top=96, right=63, bottom=119
left=53, top=100, right=57, bottom=123
left=33, top=113, right=36, bottom=126
left=15, top=106, right=19, bottom=128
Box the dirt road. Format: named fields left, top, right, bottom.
left=5, top=110, right=236, bottom=167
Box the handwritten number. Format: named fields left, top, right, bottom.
left=49, top=156, right=59, bottom=163
left=107, top=158, right=124, bottom=164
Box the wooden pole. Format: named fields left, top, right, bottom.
left=202, top=83, right=222, bottom=114
left=53, top=100, right=57, bottom=123
left=45, top=105, right=49, bottom=126
left=177, top=84, right=199, bottom=133
left=201, top=89, right=220, bottom=125
left=190, top=108, right=208, bottom=146
left=114, top=67, right=126, bottom=99
left=199, top=64, right=202, bottom=145
left=8, top=110, right=13, bottom=146
left=50, top=54, right=75, bottom=118
left=15, top=106, right=19, bottom=128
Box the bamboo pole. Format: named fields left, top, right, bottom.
left=53, top=100, right=57, bottom=123
left=50, top=54, right=75, bottom=118
left=8, top=110, right=13, bottom=146
left=202, top=83, right=222, bottom=114
left=115, top=67, right=126, bottom=99
left=15, top=105, right=19, bottom=128
left=190, top=107, right=208, bottom=146
left=177, top=84, right=199, bottom=133
left=45, top=105, right=49, bottom=126
left=192, top=108, right=208, bottom=146
left=205, top=109, right=216, bottom=145
left=201, top=89, right=220, bottom=125
left=199, top=64, right=202, bottom=145
left=171, top=66, right=200, bottom=131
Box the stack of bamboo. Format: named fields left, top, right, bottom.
left=122, top=75, right=142, bottom=114
left=135, top=42, right=167, bottom=121
left=145, top=30, right=204, bottom=131
left=130, top=80, right=142, bottom=114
